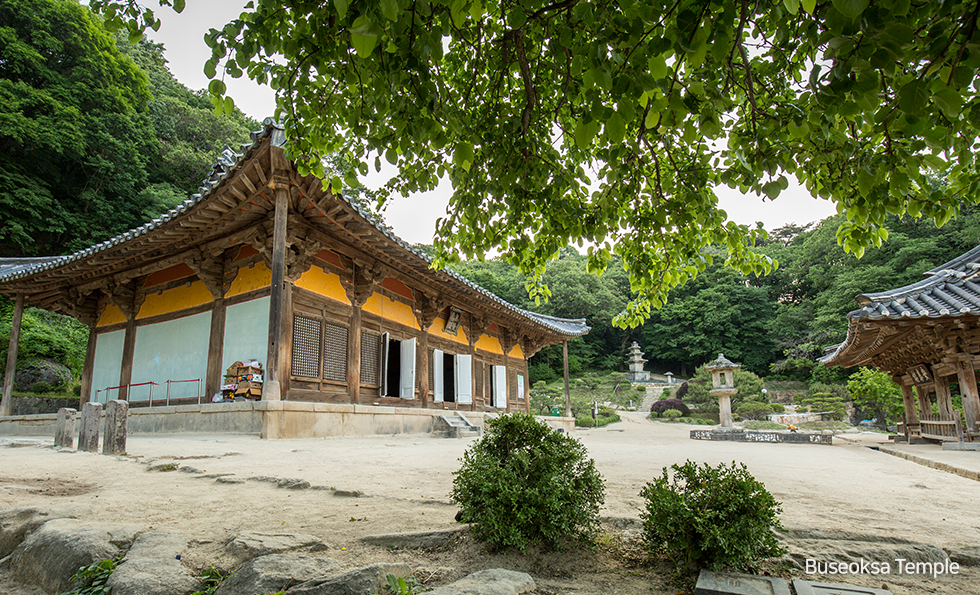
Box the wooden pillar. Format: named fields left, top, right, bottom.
left=266, top=181, right=289, bottom=387
left=934, top=375, right=955, bottom=419
left=899, top=382, right=918, bottom=428
left=118, top=317, right=137, bottom=401
left=562, top=340, right=571, bottom=418
left=205, top=298, right=227, bottom=399
left=78, top=325, right=98, bottom=409
left=0, top=294, right=25, bottom=417
left=347, top=304, right=362, bottom=404
left=914, top=385, right=932, bottom=419
left=955, top=358, right=980, bottom=432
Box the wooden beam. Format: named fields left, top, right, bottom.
left=0, top=294, right=25, bottom=416
left=205, top=298, right=227, bottom=399
left=78, top=324, right=98, bottom=409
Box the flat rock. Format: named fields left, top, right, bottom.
left=146, top=461, right=179, bottom=472
left=107, top=531, right=200, bottom=595
left=331, top=489, right=364, bottom=498
left=423, top=569, right=536, bottom=595
left=214, top=554, right=342, bottom=595
left=359, top=529, right=465, bottom=549
left=216, top=476, right=246, bottom=484
left=225, top=531, right=327, bottom=563
left=7, top=519, right=141, bottom=593
left=781, top=539, right=950, bottom=571
left=946, top=545, right=980, bottom=567
left=695, top=570, right=790, bottom=595
left=278, top=478, right=312, bottom=490
left=792, top=579, right=892, bottom=595
left=287, top=562, right=412, bottom=595
left=0, top=508, right=66, bottom=558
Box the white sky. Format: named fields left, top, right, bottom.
left=147, top=1, right=838, bottom=246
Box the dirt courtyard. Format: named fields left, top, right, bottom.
left=1, top=413, right=977, bottom=594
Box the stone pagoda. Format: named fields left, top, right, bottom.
left=627, top=341, right=650, bottom=383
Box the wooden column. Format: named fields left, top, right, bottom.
left=118, top=317, right=137, bottom=401
left=347, top=305, right=362, bottom=404
left=78, top=325, right=98, bottom=409
left=0, top=294, right=25, bottom=417
left=934, top=375, right=955, bottom=419
left=266, top=179, right=290, bottom=386
left=955, top=358, right=980, bottom=432
left=914, top=385, right=932, bottom=418
left=563, top=340, right=571, bottom=418
left=205, top=298, right=227, bottom=399
left=899, top=383, right=919, bottom=428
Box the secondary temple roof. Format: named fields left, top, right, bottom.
left=821, top=243, right=980, bottom=373
left=0, top=121, right=588, bottom=341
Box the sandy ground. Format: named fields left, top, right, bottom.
left=1, top=413, right=978, bottom=594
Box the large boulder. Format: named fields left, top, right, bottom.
left=6, top=519, right=141, bottom=594
left=0, top=508, right=71, bottom=558
left=423, top=569, right=536, bottom=595
left=225, top=531, right=327, bottom=564
left=358, top=529, right=466, bottom=549
left=12, top=360, right=73, bottom=393
left=287, top=562, right=412, bottom=595
left=106, top=531, right=200, bottom=595
left=214, top=554, right=343, bottom=595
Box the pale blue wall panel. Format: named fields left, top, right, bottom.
left=222, top=296, right=270, bottom=373
left=131, top=311, right=212, bottom=401
left=91, top=330, right=125, bottom=403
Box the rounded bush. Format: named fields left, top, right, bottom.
left=650, top=398, right=690, bottom=416
left=735, top=401, right=773, bottom=420
left=452, top=412, right=605, bottom=552
left=640, top=460, right=785, bottom=573
left=662, top=408, right=683, bottom=419
left=31, top=381, right=53, bottom=394
left=576, top=416, right=596, bottom=427
left=770, top=403, right=785, bottom=413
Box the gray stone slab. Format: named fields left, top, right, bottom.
left=695, top=570, right=791, bottom=595
left=54, top=408, right=76, bottom=449
left=78, top=402, right=102, bottom=452
left=103, top=399, right=128, bottom=455
left=792, top=580, right=892, bottom=595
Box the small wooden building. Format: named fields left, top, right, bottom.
left=821, top=246, right=980, bottom=443
left=0, top=122, right=588, bottom=437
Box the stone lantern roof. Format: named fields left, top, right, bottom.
left=705, top=353, right=740, bottom=371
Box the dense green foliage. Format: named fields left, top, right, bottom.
left=796, top=392, right=848, bottom=420
left=95, top=0, right=980, bottom=329
left=451, top=412, right=604, bottom=552
left=640, top=460, right=785, bottom=573
left=847, top=366, right=904, bottom=425
left=0, top=0, right=258, bottom=257
left=61, top=557, right=119, bottom=595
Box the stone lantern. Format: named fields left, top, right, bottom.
left=626, top=341, right=650, bottom=383
left=706, top=353, right=739, bottom=428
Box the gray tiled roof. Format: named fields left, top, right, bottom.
left=0, top=121, right=588, bottom=338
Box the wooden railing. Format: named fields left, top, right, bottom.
left=919, top=414, right=962, bottom=442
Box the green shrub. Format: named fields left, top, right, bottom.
left=31, top=381, right=53, bottom=394
left=595, top=413, right=621, bottom=427
left=575, top=416, right=596, bottom=427
left=63, top=557, right=120, bottom=594
left=662, top=409, right=682, bottom=419
left=769, top=403, right=785, bottom=413
left=649, top=411, right=660, bottom=419
left=797, top=392, right=847, bottom=420
left=675, top=416, right=716, bottom=425
left=640, top=460, right=785, bottom=573
left=735, top=400, right=773, bottom=420
left=452, top=412, right=604, bottom=551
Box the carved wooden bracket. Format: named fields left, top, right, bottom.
left=105, top=279, right=139, bottom=320
left=499, top=327, right=519, bottom=355
left=522, top=334, right=548, bottom=359
left=469, top=315, right=490, bottom=346
left=64, top=286, right=100, bottom=326
left=343, top=262, right=385, bottom=308
left=186, top=248, right=226, bottom=299
left=284, top=234, right=322, bottom=282
left=412, top=291, right=449, bottom=331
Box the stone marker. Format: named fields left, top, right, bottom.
left=695, top=570, right=791, bottom=595
left=78, top=402, right=102, bottom=453
left=792, top=580, right=892, bottom=595
left=103, top=399, right=128, bottom=456
left=54, top=408, right=77, bottom=449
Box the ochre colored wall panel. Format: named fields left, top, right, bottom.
left=430, top=316, right=469, bottom=346
left=509, top=344, right=524, bottom=358
left=138, top=280, right=213, bottom=319
left=227, top=262, right=272, bottom=297
left=475, top=333, right=503, bottom=355
left=97, top=304, right=127, bottom=327
left=295, top=268, right=351, bottom=304
left=362, top=291, right=421, bottom=330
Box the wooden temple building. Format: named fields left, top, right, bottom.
left=0, top=122, right=588, bottom=438
left=821, top=246, right=980, bottom=443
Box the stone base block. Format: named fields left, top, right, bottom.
left=690, top=428, right=834, bottom=445
left=792, top=579, right=892, bottom=595
left=694, top=570, right=791, bottom=595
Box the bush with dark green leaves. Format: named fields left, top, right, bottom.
left=640, top=460, right=785, bottom=573
left=797, top=392, right=847, bottom=420
left=662, top=408, right=683, bottom=419
left=451, top=412, right=604, bottom=552
left=31, top=381, right=54, bottom=395
left=650, top=398, right=689, bottom=416
left=735, top=400, right=773, bottom=420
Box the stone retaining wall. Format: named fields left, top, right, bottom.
left=690, top=428, right=834, bottom=444
left=11, top=396, right=78, bottom=416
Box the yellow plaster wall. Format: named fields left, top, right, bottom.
left=138, top=280, right=213, bottom=319
left=295, top=267, right=350, bottom=304
left=475, top=333, right=503, bottom=354
left=227, top=262, right=271, bottom=297
left=425, top=316, right=468, bottom=346
left=363, top=292, right=421, bottom=330
left=97, top=304, right=127, bottom=327
left=509, top=344, right=525, bottom=358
